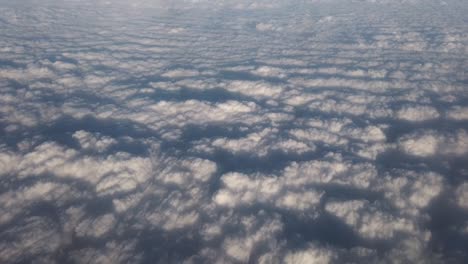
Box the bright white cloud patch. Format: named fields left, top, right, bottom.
left=195, top=127, right=315, bottom=157
left=224, top=80, right=284, bottom=99
left=399, top=130, right=468, bottom=157
left=283, top=244, right=336, bottom=264
left=283, top=153, right=378, bottom=189
left=396, top=105, right=440, bottom=122
left=376, top=170, right=444, bottom=216
left=73, top=130, right=117, bottom=152
left=0, top=0, right=467, bottom=262
left=215, top=172, right=324, bottom=214
left=455, top=183, right=468, bottom=210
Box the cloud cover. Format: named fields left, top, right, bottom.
left=0, top=0, right=467, bottom=263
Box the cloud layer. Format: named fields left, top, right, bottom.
left=0, top=0, right=467, bottom=263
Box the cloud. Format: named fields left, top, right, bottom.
left=396, top=105, right=440, bottom=122
left=194, top=128, right=315, bottom=157
left=0, top=216, right=61, bottom=263
left=398, top=129, right=468, bottom=157
left=283, top=153, right=378, bottom=188
left=0, top=181, right=80, bottom=225
left=14, top=142, right=152, bottom=193
left=214, top=172, right=324, bottom=214
left=283, top=244, right=336, bottom=264
left=251, top=66, right=287, bottom=78
left=376, top=170, right=444, bottom=215
left=224, top=80, right=284, bottom=100
left=455, top=183, right=468, bottom=210
left=161, top=69, right=200, bottom=78
left=0, top=0, right=467, bottom=262
left=73, top=130, right=117, bottom=152
left=75, top=213, right=116, bottom=238
left=221, top=214, right=283, bottom=262
left=447, top=106, right=468, bottom=121
left=67, top=240, right=142, bottom=264
left=325, top=200, right=418, bottom=240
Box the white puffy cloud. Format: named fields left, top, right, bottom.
left=221, top=214, right=283, bottom=262
left=455, top=183, right=468, bottom=209
left=283, top=153, right=377, bottom=189
left=289, top=128, right=349, bottom=147
left=12, top=142, right=152, bottom=195
left=73, top=130, right=117, bottom=152
left=143, top=190, right=202, bottom=231
left=213, top=152, right=378, bottom=218
left=286, top=117, right=388, bottom=157
left=214, top=172, right=324, bottom=214
left=376, top=170, right=444, bottom=215
left=325, top=200, right=420, bottom=240
left=0, top=149, right=20, bottom=176
left=396, top=105, right=440, bottom=122
left=399, top=129, right=468, bottom=157
left=0, top=182, right=77, bottom=225
left=195, top=127, right=315, bottom=157
left=255, top=23, right=278, bottom=32
left=161, top=69, right=200, bottom=78
left=283, top=244, right=336, bottom=264
left=399, top=133, right=439, bottom=157
left=224, top=80, right=284, bottom=100
left=251, top=66, right=287, bottom=78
